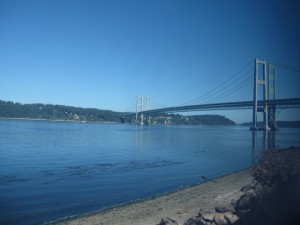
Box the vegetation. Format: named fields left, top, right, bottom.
left=151, top=114, right=235, bottom=126
left=0, top=100, right=121, bottom=122
left=241, top=121, right=300, bottom=128
left=124, top=113, right=235, bottom=126
left=0, top=100, right=235, bottom=125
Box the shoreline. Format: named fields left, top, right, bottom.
left=2, top=117, right=300, bottom=129
left=48, top=148, right=300, bottom=225
left=48, top=168, right=253, bottom=225
left=0, top=117, right=117, bottom=124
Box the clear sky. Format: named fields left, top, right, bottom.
left=1, top=0, right=299, bottom=123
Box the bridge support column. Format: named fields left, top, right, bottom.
left=142, top=115, right=151, bottom=125
left=140, top=113, right=144, bottom=125
left=136, top=95, right=144, bottom=125
left=268, top=64, right=278, bottom=131
left=250, top=59, right=270, bottom=131
left=146, top=96, right=151, bottom=125
left=135, top=95, right=151, bottom=125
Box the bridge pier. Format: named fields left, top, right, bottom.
left=146, top=97, right=151, bottom=125
left=140, top=113, right=144, bottom=125
left=147, top=115, right=151, bottom=125
left=268, top=104, right=278, bottom=131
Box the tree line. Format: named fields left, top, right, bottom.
left=0, top=100, right=121, bottom=122
left=0, top=100, right=236, bottom=125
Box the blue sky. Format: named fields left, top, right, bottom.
left=0, top=0, right=299, bottom=123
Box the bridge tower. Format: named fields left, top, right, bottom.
left=146, top=96, right=151, bottom=124
left=135, top=95, right=151, bottom=125
left=136, top=95, right=144, bottom=124
left=268, top=64, right=278, bottom=130
left=251, top=59, right=270, bottom=131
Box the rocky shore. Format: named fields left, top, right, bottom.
left=52, top=147, right=300, bottom=225
left=157, top=147, right=300, bottom=225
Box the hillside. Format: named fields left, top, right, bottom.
left=0, top=100, right=121, bottom=122
left=0, top=100, right=235, bottom=125
left=125, top=113, right=235, bottom=126
left=152, top=114, right=235, bottom=126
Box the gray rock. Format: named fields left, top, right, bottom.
left=214, top=214, right=228, bottom=225
left=253, top=183, right=264, bottom=196
left=235, top=189, right=257, bottom=211
left=224, top=212, right=239, bottom=224
left=215, top=203, right=235, bottom=213
left=240, top=184, right=253, bottom=192
left=247, top=189, right=257, bottom=198
left=184, top=216, right=206, bottom=225
left=202, top=213, right=215, bottom=222
left=158, top=217, right=178, bottom=225
left=235, top=194, right=251, bottom=210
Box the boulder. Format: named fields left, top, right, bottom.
left=235, top=190, right=257, bottom=211
left=201, top=213, right=215, bottom=222
left=235, top=194, right=251, bottom=210
left=157, top=217, right=178, bottom=225
left=240, top=184, right=253, bottom=192
left=224, top=212, right=239, bottom=224
left=253, top=182, right=264, bottom=196
left=247, top=189, right=257, bottom=198
left=215, top=203, right=235, bottom=213
left=214, top=214, right=228, bottom=225
left=184, top=216, right=206, bottom=225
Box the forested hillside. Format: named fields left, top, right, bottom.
left=151, top=114, right=235, bottom=126
left=0, top=100, right=121, bottom=122
left=0, top=100, right=235, bottom=125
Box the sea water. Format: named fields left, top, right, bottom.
left=0, top=119, right=299, bottom=225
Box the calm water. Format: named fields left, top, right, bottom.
left=1, top=119, right=300, bottom=225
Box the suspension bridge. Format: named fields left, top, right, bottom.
left=122, top=59, right=300, bottom=131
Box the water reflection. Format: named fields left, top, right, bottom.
left=252, top=130, right=277, bottom=163
left=134, top=125, right=150, bottom=153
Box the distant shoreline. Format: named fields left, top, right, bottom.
left=241, top=121, right=300, bottom=128
left=0, top=117, right=117, bottom=124
left=2, top=117, right=300, bottom=129
left=0, top=100, right=235, bottom=126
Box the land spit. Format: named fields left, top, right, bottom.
left=49, top=147, right=300, bottom=225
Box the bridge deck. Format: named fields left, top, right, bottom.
left=123, top=98, right=300, bottom=117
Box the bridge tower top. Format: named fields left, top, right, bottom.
left=146, top=96, right=151, bottom=111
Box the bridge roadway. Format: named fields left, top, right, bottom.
left=124, top=98, right=300, bottom=117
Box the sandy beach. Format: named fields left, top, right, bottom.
left=50, top=169, right=253, bottom=225
left=49, top=148, right=300, bottom=225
